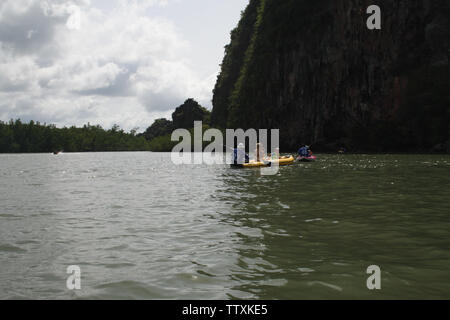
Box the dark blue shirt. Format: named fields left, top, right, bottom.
left=298, top=147, right=309, bottom=157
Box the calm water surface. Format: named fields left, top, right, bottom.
left=0, top=152, right=449, bottom=299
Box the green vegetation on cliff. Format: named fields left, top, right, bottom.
left=212, top=0, right=450, bottom=152
left=212, top=0, right=261, bottom=128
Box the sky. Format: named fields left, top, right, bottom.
left=0, top=0, right=248, bottom=131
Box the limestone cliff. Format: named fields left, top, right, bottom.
left=212, top=0, right=450, bottom=152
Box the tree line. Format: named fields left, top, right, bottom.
left=0, top=119, right=151, bottom=153
left=0, top=99, right=213, bottom=153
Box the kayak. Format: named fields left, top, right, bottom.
left=297, top=155, right=317, bottom=162
left=231, top=156, right=295, bottom=168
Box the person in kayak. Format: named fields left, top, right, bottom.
left=233, top=143, right=249, bottom=165
left=298, top=145, right=311, bottom=158
left=255, top=143, right=266, bottom=162
left=271, top=147, right=280, bottom=160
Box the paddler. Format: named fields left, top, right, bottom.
left=255, top=143, right=266, bottom=162
left=233, top=143, right=249, bottom=165
left=297, top=145, right=310, bottom=158
left=272, top=147, right=280, bottom=160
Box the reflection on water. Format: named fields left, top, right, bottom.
left=0, top=153, right=449, bottom=299
left=218, top=154, right=450, bottom=299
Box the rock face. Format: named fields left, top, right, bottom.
left=212, top=0, right=450, bottom=152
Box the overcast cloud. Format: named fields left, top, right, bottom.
left=0, top=0, right=246, bottom=131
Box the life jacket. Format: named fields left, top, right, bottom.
left=233, top=149, right=248, bottom=164
left=298, top=147, right=309, bottom=157
left=233, top=149, right=238, bottom=163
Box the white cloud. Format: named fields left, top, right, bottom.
left=0, top=0, right=214, bottom=131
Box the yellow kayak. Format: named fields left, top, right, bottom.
left=233, top=156, right=295, bottom=168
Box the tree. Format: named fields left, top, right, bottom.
left=143, top=119, right=173, bottom=141
left=0, top=120, right=151, bottom=153
left=172, top=98, right=211, bottom=129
